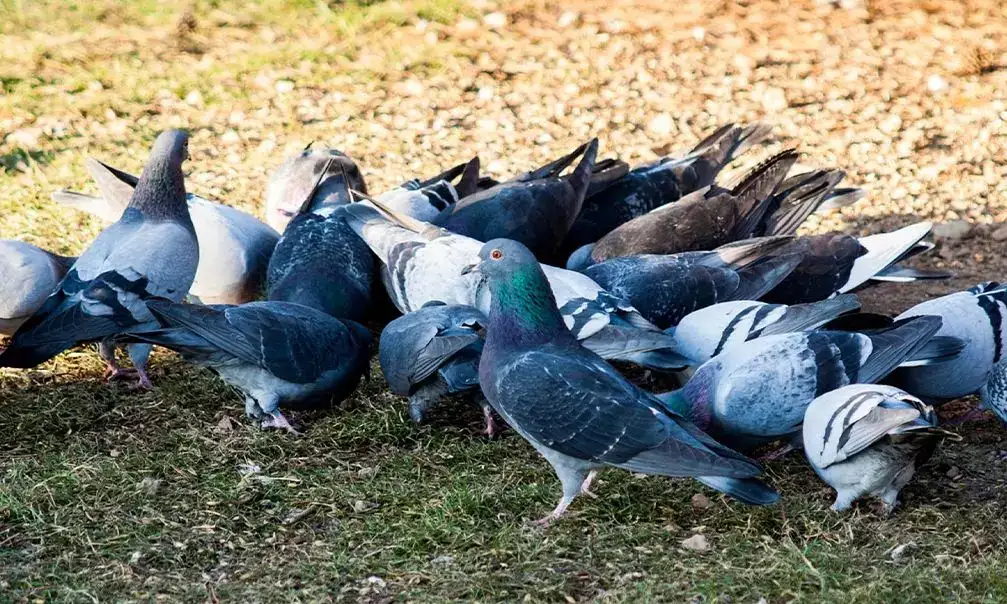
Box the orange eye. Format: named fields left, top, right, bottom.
left=490, top=249, right=503, bottom=260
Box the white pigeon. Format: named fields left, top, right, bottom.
left=803, top=384, right=949, bottom=514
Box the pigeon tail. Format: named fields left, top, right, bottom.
left=51, top=189, right=124, bottom=223
left=839, top=221, right=934, bottom=293
left=858, top=315, right=945, bottom=383
left=757, top=169, right=846, bottom=237
left=727, top=149, right=800, bottom=241
left=695, top=475, right=780, bottom=506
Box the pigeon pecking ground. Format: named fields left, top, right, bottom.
left=1, top=0, right=1007, bottom=602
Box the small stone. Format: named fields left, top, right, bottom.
left=680, top=534, right=710, bottom=552
left=647, top=113, right=673, bottom=137
left=402, top=80, right=424, bottom=96
left=6, top=127, right=42, bottom=148
left=351, top=499, right=372, bottom=513
left=691, top=493, right=711, bottom=509
left=691, top=27, right=705, bottom=42
left=213, top=416, right=234, bottom=433
left=456, top=18, right=479, bottom=34
left=557, top=11, right=579, bottom=28
left=109, top=449, right=121, bottom=458
left=761, top=87, right=788, bottom=112
left=431, top=554, right=455, bottom=565
left=221, top=130, right=241, bottom=145
left=275, top=80, right=294, bottom=94
left=365, top=576, right=386, bottom=588
left=927, top=74, right=948, bottom=94
left=879, top=114, right=903, bottom=135
left=946, top=465, right=961, bottom=479
left=991, top=225, right=1007, bottom=241
left=889, top=542, right=914, bottom=563
left=932, top=220, right=972, bottom=242
left=184, top=89, right=204, bottom=107
left=483, top=12, right=507, bottom=29
left=138, top=477, right=161, bottom=496
left=128, top=551, right=142, bottom=564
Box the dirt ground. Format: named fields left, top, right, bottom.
left=2, top=0, right=1007, bottom=601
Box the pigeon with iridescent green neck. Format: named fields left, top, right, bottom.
left=468, top=238, right=777, bottom=526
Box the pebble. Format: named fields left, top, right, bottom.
left=932, top=220, right=972, bottom=242
left=681, top=534, right=711, bottom=552
left=691, top=493, right=711, bottom=509
left=991, top=225, right=1007, bottom=241
left=483, top=12, right=507, bottom=29
left=646, top=113, right=673, bottom=136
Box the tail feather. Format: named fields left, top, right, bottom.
left=728, top=150, right=800, bottom=240
left=520, top=139, right=592, bottom=182
left=839, top=221, right=934, bottom=293
left=565, top=138, right=600, bottom=203
left=585, top=157, right=630, bottom=197
left=755, top=294, right=863, bottom=337
left=580, top=324, right=690, bottom=370
left=712, top=236, right=794, bottom=267
left=870, top=265, right=953, bottom=282
left=757, top=169, right=845, bottom=237
left=85, top=157, right=137, bottom=209
left=51, top=190, right=123, bottom=223
left=816, top=187, right=865, bottom=213
left=858, top=315, right=944, bottom=383
left=695, top=475, right=780, bottom=506
left=900, top=335, right=966, bottom=367
left=732, top=254, right=803, bottom=301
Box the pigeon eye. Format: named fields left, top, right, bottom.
left=490, top=249, right=503, bottom=260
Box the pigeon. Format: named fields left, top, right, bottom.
left=567, top=150, right=855, bottom=269
left=655, top=316, right=960, bottom=450
left=669, top=294, right=862, bottom=365
left=379, top=303, right=496, bottom=435
left=580, top=239, right=802, bottom=329
left=265, top=146, right=367, bottom=232
left=0, top=129, right=198, bottom=389
left=265, top=158, right=374, bottom=321
left=466, top=238, right=777, bottom=525
left=731, top=222, right=946, bottom=304
left=803, top=384, right=949, bottom=514
left=889, top=282, right=1007, bottom=404
left=121, top=299, right=372, bottom=433
left=375, top=158, right=483, bottom=222
left=342, top=195, right=684, bottom=369
left=434, top=139, right=598, bottom=259
left=561, top=122, right=772, bottom=255
left=0, top=241, right=74, bottom=335
left=53, top=157, right=279, bottom=305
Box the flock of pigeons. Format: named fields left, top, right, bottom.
left=2, top=124, right=1005, bottom=525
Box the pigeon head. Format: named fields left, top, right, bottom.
left=129, top=129, right=190, bottom=219
left=465, top=239, right=570, bottom=346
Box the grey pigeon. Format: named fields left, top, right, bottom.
left=121, top=300, right=372, bottom=432
left=580, top=239, right=802, bottom=329
left=561, top=123, right=771, bottom=256
left=656, top=316, right=960, bottom=451
left=670, top=295, right=862, bottom=364
left=891, top=282, right=1007, bottom=412
left=265, top=153, right=374, bottom=320
left=0, top=129, right=198, bottom=389
left=377, top=157, right=482, bottom=221
left=803, top=384, right=949, bottom=514
left=342, top=195, right=684, bottom=370
left=265, top=146, right=367, bottom=232
left=52, top=157, right=279, bottom=304
left=467, top=238, right=777, bottom=526
left=434, top=139, right=598, bottom=260
left=379, top=303, right=496, bottom=435
left=0, top=241, right=74, bottom=335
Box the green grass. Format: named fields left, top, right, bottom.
left=3, top=0, right=1007, bottom=601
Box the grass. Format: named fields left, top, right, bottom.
left=3, top=0, right=1007, bottom=601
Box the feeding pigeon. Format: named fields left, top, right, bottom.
left=0, top=129, right=198, bottom=389
left=377, top=157, right=484, bottom=221
left=561, top=122, right=772, bottom=256
left=433, top=139, right=599, bottom=260
left=121, top=299, right=372, bottom=433
left=52, top=157, right=279, bottom=305
left=655, top=316, right=961, bottom=451
left=466, top=238, right=777, bottom=525
left=0, top=241, right=74, bottom=335
left=670, top=294, right=862, bottom=365
left=888, top=283, right=1007, bottom=410
left=727, top=222, right=948, bottom=304
left=342, top=195, right=684, bottom=369
left=580, top=239, right=802, bottom=329
left=379, top=302, right=496, bottom=435
left=265, top=146, right=367, bottom=232
left=567, top=151, right=858, bottom=269
left=265, top=154, right=374, bottom=321
left=803, top=384, right=950, bottom=514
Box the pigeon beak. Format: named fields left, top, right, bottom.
left=461, top=263, right=479, bottom=276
